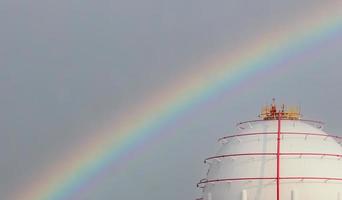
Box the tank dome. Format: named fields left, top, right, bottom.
left=197, top=101, right=342, bottom=200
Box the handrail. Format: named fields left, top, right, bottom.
left=204, top=152, right=342, bottom=163
left=236, top=119, right=324, bottom=126
left=218, top=132, right=342, bottom=142
left=197, top=176, right=342, bottom=187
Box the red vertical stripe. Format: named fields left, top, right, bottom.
left=277, top=112, right=282, bottom=200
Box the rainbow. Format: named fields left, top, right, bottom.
left=12, top=4, right=342, bottom=200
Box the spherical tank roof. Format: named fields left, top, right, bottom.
left=198, top=118, right=342, bottom=200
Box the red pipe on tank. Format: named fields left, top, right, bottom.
left=277, top=112, right=282, bottom=200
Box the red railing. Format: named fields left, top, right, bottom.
left=218, top=132, right=342, bottom=142
left=236, top=119, right=324, bottom=127
left=204, top=152, right=342, bottom=163
left=197, top=176, right=342, bottom=187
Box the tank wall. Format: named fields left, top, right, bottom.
left=201, top=120, right=342, bottom=200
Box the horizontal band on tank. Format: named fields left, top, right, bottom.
left=197, top=177, right=342, bottom=187
left=218, top=132, right=342, bottom=142
left=236, top=119, right=324, bottom=127
left=204, top=152, right=342, bottom=163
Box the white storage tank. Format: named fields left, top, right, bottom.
left=197, top=99, right=342, bottom=200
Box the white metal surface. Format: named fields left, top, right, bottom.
left=198, top=120, right=342, bottom=200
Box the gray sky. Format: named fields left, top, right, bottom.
left=1, top=1, right=341, bottom=200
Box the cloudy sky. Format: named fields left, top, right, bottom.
left=1, top=1, right=341, bottom=200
